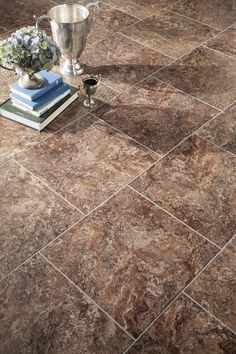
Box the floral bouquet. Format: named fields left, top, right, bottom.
left=0, top=26, right=61, bottom=88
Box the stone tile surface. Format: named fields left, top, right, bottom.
left=170, top=0, right=236, bottom=30
left=186, top=238, right=236, bottom=332
left=131, top=135, right=236, bottom=247
left=0, top=116, right=50, bottom=163
left=42, top=187, right=217, bottom=337
left=80, top=33, right=171, bottom=93
left=0, top=162, right=82, bottom=279
left=46, top=84, right=118, bottom=133
left=16, top=115, right=156, bottom=213
left=93, top=77, right=219, bottom=154
left=0, top=0, right=53, bottom=29
left=155, top=46, right=236, bottom=110
left=102, top=0, right=178, bottom=19
left=0, top=65, right=18, bottom=88
left=198, top=103, right=236, bottom=155
left=0, top=255, right=132, bottom=354
left=122, top=10, right=219, bottom=59
left=87, top=2, right=137, bottom=45
left=206, top=24, right=236, bottom=59
left=126, top=294, right=236, bottom=354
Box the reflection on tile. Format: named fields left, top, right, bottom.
left=93, top=77, right=219, bottom=154
left=0, top=255, right=132, bottom=354
left=126, top=294, right=236, bottom=354
left=16, top=115, right=156, bottom=213
left=155, top=46, right=236, bottom=110
left=0, top=162, right=81, bottom=279
left=80, top=33, right=171, bottom=92
left=122, top=10, right=219, bottom=59
left=206, top=24, right=236, bottom=59
left=42, top=187, right=217, bottom=337
left=103, top=0, right=178, bottom=19
left=198, top=103, right=236, bottom=155
left=0, top=116, right=50, bottom=163
left=51, top=1, right=137, bottom=44
left=87, top=2, right=137, bottom=45
left=131, top=135, right=236, bottom=247
left=186, top=238, right=236, bottom=332
left=0, top=0, right=53, bottom=29
left=52, top=65, right=119, bottom=103
left=170, top=0, right=236, bottom=30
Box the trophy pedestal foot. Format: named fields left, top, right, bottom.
left=60, top=59, right=84, bottom=76
left=83, top=98, right=96, bottom=108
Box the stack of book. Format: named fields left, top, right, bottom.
left=0, top=70, right=79, bottom=131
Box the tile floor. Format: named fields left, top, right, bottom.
left=0, top=0, right=236, bottom=353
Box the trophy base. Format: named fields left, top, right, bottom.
left=60, top=59, right=84, bottom=76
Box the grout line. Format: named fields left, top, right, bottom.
left=183, top=292, right=236, bottom=336
left=195, top=134, right=236, bottom=160
left=91, top=114, right=159, bottom=157
left=152, top=76, right=222, bottom=112
left=87, top=0, right=182, bottom=49
left=95, top=0, right=141, bottom=20
left=167, top=9, right=222, bottom=31
left=121, top=232, right=236, bottom=354
left=0, top=217, right=84, bottom=283
left=202, top=44, right=236, bottom=61
left=119, top=32, right=175, bottom=60
left=183, top=233, right=236, bottom=294
left=39, top=252, right=136, bottom=341
left=106, top=30, right=224, bottom=111
left=13, top=158, right=85, bottom=215
left=0, top=155, right=160, bottom=282
left=128, top=185, right=221, bottom=250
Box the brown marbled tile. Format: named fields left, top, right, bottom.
left=80, top=33, right=171, bottom=93
left=198, top=103, right=236, bottom=155
left=155, top=46, right=236, bottom=110
left=186, top=238, right=236, bottom=332
left=126, top=294, right=236, bottom=354
left=87, top=2, right=137, bottom=45
left=102, top=0, right=178, bottom=19
left=170, top=0, right=236, bottom=30
left=0, top=66, right=18, bottom=88
left=0, top=254, right=132, bottom=354
left=206, top=24, right=236, bottom=59
left=16, top=115, right=156, bottom=213
left=122, top=10, right=219, bottom=59
left=93, top=76, right=219, bottom=154
left=0, top=27, right=8, bottom=36
left=42, top=187, right=217, bottom=337
left=131, top=135, right=236, bottom=247
left=0, top=0, right=53, bottom=29
left=46, top=83, right=118, bottom=133
left=0, top=115, right=50, bottom=163
left=0, top=162, right=82, bottom=279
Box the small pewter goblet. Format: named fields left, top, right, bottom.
left=82, top=74, right=101, bottom=108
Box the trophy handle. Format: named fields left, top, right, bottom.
left=86, top=2, right=99, bottom=31
left=33, top=15, right=51, bottom=30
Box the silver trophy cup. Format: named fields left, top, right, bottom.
left=35, top=3, right=99, bottom=75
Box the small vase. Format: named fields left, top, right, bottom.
left=18, top=72, right=45, bottom=89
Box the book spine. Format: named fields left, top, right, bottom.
left=32, top=78, right=62, bottom=101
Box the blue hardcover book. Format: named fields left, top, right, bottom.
left=11, top=82, right=70, bottom=110
left=10, top=70, right=63, bottom=101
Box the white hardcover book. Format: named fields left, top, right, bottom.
left=0, top=87, right=79, bottom=131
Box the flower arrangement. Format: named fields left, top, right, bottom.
left=0, top=26, right=61, bottom=75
